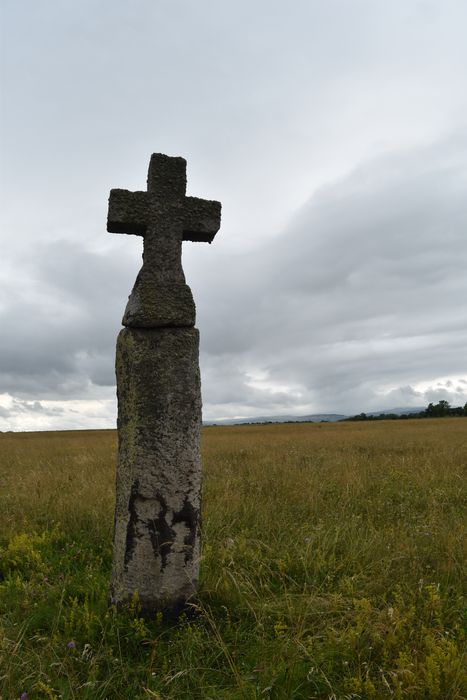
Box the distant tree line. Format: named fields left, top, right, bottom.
left=344, top=400, right=467, bottom=422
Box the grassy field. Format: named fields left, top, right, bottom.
left=0, top=419, right=465, bottom=699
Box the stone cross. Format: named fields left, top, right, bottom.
left=108, top=153, right=221, bottom=327
left=107, top=153, right=221, bottom=618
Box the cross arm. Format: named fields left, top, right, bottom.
left=183, top=197, right=221, bottom=243
left=107, top=189, right=148, bottom=235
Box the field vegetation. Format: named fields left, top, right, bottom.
left=0, top=419, right=465, bottom=699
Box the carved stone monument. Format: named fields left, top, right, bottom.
left=107, top=153, right=221, bottom=617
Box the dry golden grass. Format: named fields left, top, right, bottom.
left=0, top=419, right=465, bottom=699
left=0, top=430, right=116, bottom=541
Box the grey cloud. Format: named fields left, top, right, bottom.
left=1, top=137, right=466, bottom=420
left=1, top=1, right=467, bottom=427
left=0, top=398, right=64, bottom=420
left=3, top=0, right=467, bottom=259
left=383, top=382, right=467, bottom=410
left=0, top=239, right=139, bottom=398
left=199, top=137, right=467, bottom=416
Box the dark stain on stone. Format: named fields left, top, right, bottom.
left=172, top=496, right=198, bottom=564
left=148, top=492, right=175, bottom=570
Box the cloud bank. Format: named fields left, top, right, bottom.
left=1, top=0, right=467, bottom=429
left=1, top=136, right=466, bottom=428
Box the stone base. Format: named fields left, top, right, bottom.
left=110, top=327, right=202, bottom=617
left=111, top=594, right=200, bottom=623
left=123, top=267, right=196, bottom=328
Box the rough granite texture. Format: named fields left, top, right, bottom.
left=107, top=153, right=221, bottom=328
left=110, top=327, right=202, bottom=616
left=107, top=154, right=221, bottom=618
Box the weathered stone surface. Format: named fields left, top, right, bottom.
left=107, top=189, right=147, bottom=235
left=108, top=189, right=221, bottom=243
left=107, top=153, right=221, bottom=619
left=183, top=196, right=222, bottom=243
left=107, top=154, right=221, bottom=328
left=110, top=327, right=202, bottom=616
left=122, top=275, right=196, bottom=328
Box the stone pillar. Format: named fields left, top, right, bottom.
left=106, top=153, right=221, bottom=618
left=110, top=328, right=202, bottom=617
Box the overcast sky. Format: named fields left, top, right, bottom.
left=1, top=0, right=467, bottom=430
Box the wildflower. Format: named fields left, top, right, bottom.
left=67, top=640, right=76, bottom=649
left=20, top=693, right=28, bottom=700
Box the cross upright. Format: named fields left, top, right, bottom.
left=107, top=153, right=221, bottom=327
left=107, top=153, right=221, bottom=618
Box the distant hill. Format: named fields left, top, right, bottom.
left=203, top=407, right=426, bottom=426
left=204, top=413, right=348, bottom=426
left=365, top=406, right=425, bottom=417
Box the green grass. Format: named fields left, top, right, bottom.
left=0, top=420, right=465, bottom=699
